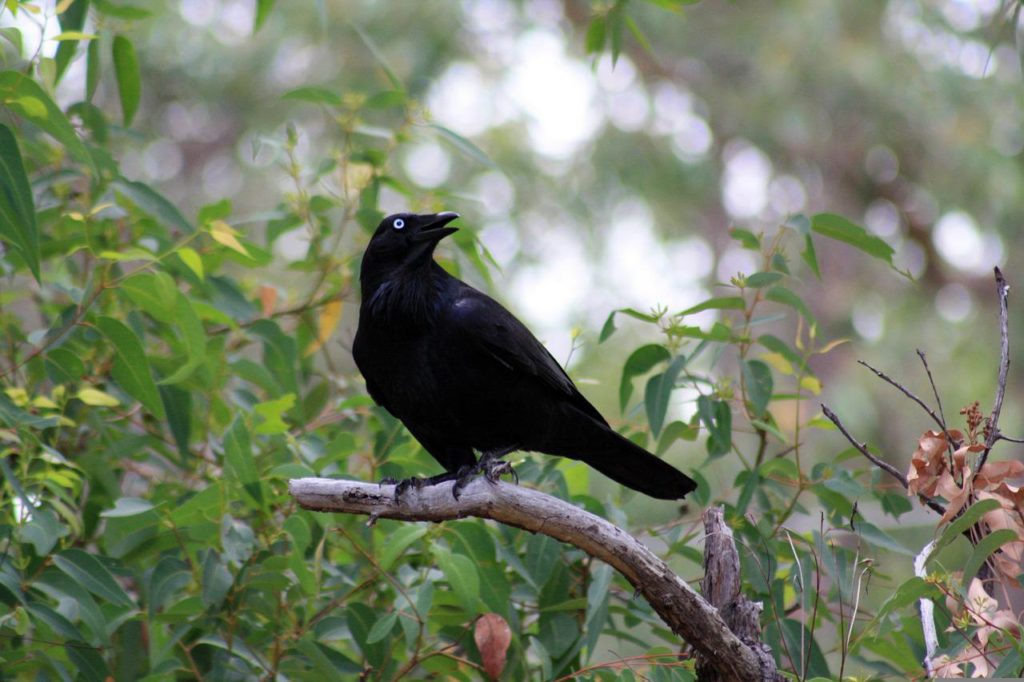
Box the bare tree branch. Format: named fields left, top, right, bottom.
left=289, top=477, right=780, bottom=682
left=980, top=266, right=1011, bottom=470
left=857, top=360, right=950, bottom=439
left=820, top=404, right=947, bottom=517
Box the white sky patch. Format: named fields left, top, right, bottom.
left=935, top=282, right=973, bottom=322
left=721, top=141, right=772, bottom=219
left=596, top=54, right=637, bottom=92
left=933, top=210, right=1004, bottom=275
left=670, top=113, right=713, bottom=162
left=508, top=226, right=591, bottom=361
left=472, top=171, right=516, bottom=217
left=479, top=219, right=520, bottom=267
left=505, top=30, right=602, bottom=158
left=601, top=199, right=712, bottom=314
left=275, top=227, right=311, bottom=262
left=852, top=296, right=885, bottom=342
left=428, top=62, right=502, bottom=137
left=402, top=141, right=451, bottom=188
left=768, top=175, right=807, bottom=215
left=1, top=2, right=60, bottom=58
left=864, top=198, right=901, bottom=237
left=605, top=84, right=650, bottom=133
left=716, top=247, right=759, bottom=284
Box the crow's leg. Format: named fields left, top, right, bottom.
left=381, top=471, right=460, bottom=502
left=451, top=446, right=519, bottom=499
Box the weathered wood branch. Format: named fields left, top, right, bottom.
left=289, top=477, right=780, bottom=682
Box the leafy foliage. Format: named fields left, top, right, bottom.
left=0, top=1, right=1021, bottom=680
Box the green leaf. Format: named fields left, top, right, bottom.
left=253, top=393, right=295, bottom=434
left=200, top=550, right=233, bottom=608
left=742, top=359, right=773, bottom=417
left=585, top=16, right=606, bottom=54
left=377, top=524, right=429, bottom=571
left=745, top=272, right=783, bottom=288
left=766, top=285, right=816, bottom=325
left=364, top=90, right=406, bottom=108
left=92, top=0, right=152, bottom=19
left=100, top=497, right=154, bottom=518
left=598, top=310, right=617, bottom=343
left=583, top=562, right=612, bottom=661
left=434, top=547, right=481, bottom=613
left=86, top=37, right=100, bottom=101
left=644, top=355, right=687, bottom=437
left=254, top=0, right=275, bottom=33
left=619, top=344, right=670, bottom=411
left=157, top=293, right=207, bottom=385
left=0, top=123, right=40, bottom=281
left=932, top=498, right=1001, bottom=559
left=678, top=296, right=744, bottom=317
left=96, top=316, right=166, bottom=419
left=811, top=213, right=895, bottom=265
left=65, top=641, right=111, bottom=682
left=120, top=271, right=177, bottom=323
left=0, top=71, right=95, bottom=173
left=656, top=419, right=698, bottom=454
left=430, top=123, right=496, bottom=168
left=963, top=529, right=1019, bottom=584
left=697, top=395, right=732, bottom=458
left=113, top=177, right=196, bottom=234
left=281, top=86, right=343, bottom=107
left=787, top=214, right=821, bottom=279
left=365, top=611, right=398, bottom=644
left=19, top=507, right=64, bottom=555
left=52, top=548, right=133, bottom=606
left=54, top=0, right=90, bottom=83
left=876, top=577, right=938, bottom=621
left=757, top=334, right=805, bottom=371
left=112, top=35, right=141, bottom=126
left=608, top=0, right=626, bottom=64
left=351, top=23, right=404, bottom=91
left=160, top=384, right=192, bottom=461
left=224, top=416, right=264, bottom=507
left=730, top=227, right=760, bottom=250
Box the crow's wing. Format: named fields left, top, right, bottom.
left=445, top=289, right=608, bottom=425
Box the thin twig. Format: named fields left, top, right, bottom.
left=916, top=349, right=948, bottom=434
left=980, top=266, right=1010, bottom=471
left=820, top=404, right=947, bottom=517
left=857, top=360, right=951, bottom=439
left=993, top=433, right=1024, bottom=444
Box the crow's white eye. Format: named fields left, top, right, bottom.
left=393, top=218, right=405, bottom=230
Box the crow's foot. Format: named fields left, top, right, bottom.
left=452, top=452, right=517, bottom=499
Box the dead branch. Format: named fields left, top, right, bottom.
left=289, top=477, right=780, bottom=682
left=980, top=266, right=1011, bottom=468
left=819, top=405, right=947, bottom=517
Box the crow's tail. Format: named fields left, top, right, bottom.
left=549, top=410, right=697, bottom=500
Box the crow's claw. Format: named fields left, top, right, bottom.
left=451, top=455, right=517, bottom=499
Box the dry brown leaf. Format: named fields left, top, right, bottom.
left=908, top=430, right=951, bottom=496
left=260, top=285, right=278, bottom=317
left=936, top=469, right=972, bottom=525
left=976, top=491, right=1024, bottom=584
left=474, top=613, right=511, bottom=681
left=975, top=460, right=1024, bottom=489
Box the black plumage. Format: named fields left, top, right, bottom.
left=353, top=211, right=697, bottom=500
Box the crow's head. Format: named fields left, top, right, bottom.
left=363, top=212, right=460, bottom=272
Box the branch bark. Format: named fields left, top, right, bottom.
left=289, top=477, right=779, bottom=682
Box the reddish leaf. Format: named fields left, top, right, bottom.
left=474, top=613, right=511, bottom=680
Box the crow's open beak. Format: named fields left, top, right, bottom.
left=412, top=212, right=459, bottom=243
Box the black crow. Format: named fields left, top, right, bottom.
left=353, top=211, right=697, bottom=500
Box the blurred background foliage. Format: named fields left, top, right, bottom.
left=1, top=0, right=1022, bottom=679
